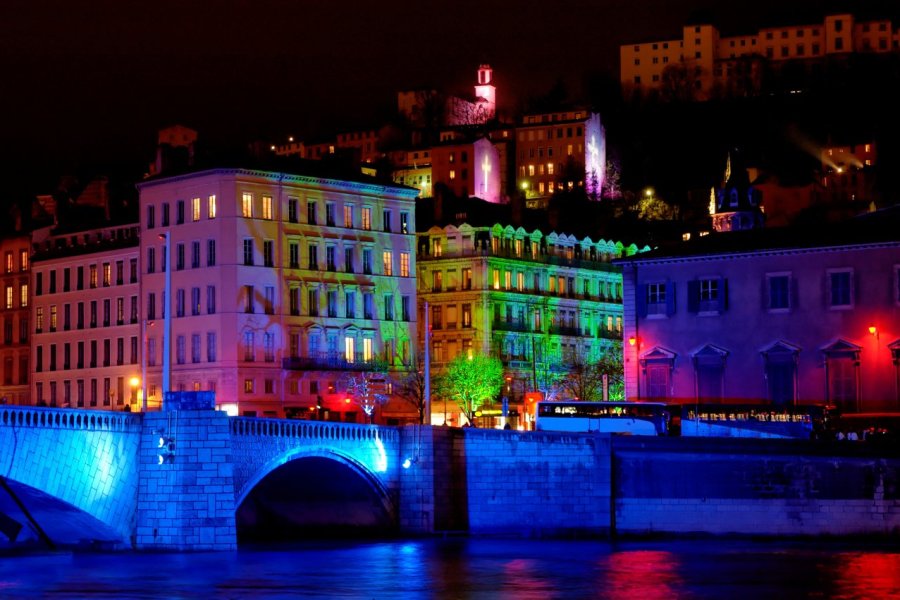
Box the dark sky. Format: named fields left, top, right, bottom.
left=0, top=0, right=888, bottom=195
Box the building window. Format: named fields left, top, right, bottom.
left=382, top=251, right=393, bottom=276
left=308, top=288, right=319, bottom=317
left=346, top=291, right=356, bottom=319
left=242, top=192, right=253, bottom=218
left=243, top=331, right=254, bottom=362
left=767, top=274, right=791, bottom=311
left=384, top=294, right=394, bottom=321
left=176, top=289, right=185, bottom=317
left=287, top=198, right=298, bottom=223
left=763, top=342, right=798, bottom=406
left=176, top=243, right=185, bottom=270
left=326, top=246, right=336, bottom=271
left=176, top=200, right=185, bottom=224
left=103, top=263, right=111, bottom=287
left=262, top=195, right=273, bottom=220
left=828, top=269, right=853, bottom=308
left=362, top=248, right=372, bottom=274
left=363, top=293, right=373, bottom=319
left=207, top=239, right=216, bottom=266
left=192, top=197, right=201, bottom=221
left=462, top=268, right=472, bottom=290
left=382, top=209, right=391, bottom=232
left=207, top=332, right=216, bottom=362
left=244, top=379, right=254, bottom=393
left=192, top=241, right=201, bottom=268
left=191, top=287, right=201, bottom=316
left=824, top=340, right=860, bottom=412
left=264, top=332, right=275, bottom=362
left=244, top=285, right=254, bottom=313
left=243, top=239, right=254, bottom=266
left=147, top=205, right=155, bottom=229
left=308, top=244, right=319, bottom=270
left=687, top=277, right=726, bottom=314
left=264, top=286, right=275, bottom=315
left=344, top=204, right=353, bottom=228
left=307, top=200, right=317, bottom=224
left=263, top=240, right=274, bottom=267
left=208, top=194, right=217, bottom=219
left=207, top=285, right=216, bottom=314
left=162, top=203, right=170, bottom=226
left=344, top=247, right=354, bottom=273
left=361, top=207, right=371, bottom=230
left=400, top=212, right=409, bottom=234
left=400, top=252, right=410, bottom=277
left=401, top=295, right=410, bottom=321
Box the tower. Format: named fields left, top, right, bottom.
left=712, top=150, right=764, bottom=232
left=473, top=64, right=496, bottom=122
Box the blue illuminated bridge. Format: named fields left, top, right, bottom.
left=2, top=405, right=899, bottom=551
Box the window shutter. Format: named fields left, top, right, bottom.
left=636, top=284, right=648, bottom=317
left=665, top=280, right=676, bottom=315
left=718, top=277, right=728, bottom=312
left=687, top=280, right=700, bottom=313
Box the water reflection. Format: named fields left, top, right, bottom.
left=601, top=550, right=683, bottom=599
left=0, top=539, right=898, bottom=599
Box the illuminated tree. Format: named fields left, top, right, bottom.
left=596, top=341, right=625, bottom=401
left=436, top=353, right=504, bottom=427
left=344, top=371, right=390, bottom=424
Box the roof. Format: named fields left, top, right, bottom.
left=617, top=204, right=900, bottom=263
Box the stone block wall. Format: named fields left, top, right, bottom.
left=135, top=410, right=236, bottom=550
left=0, top=408, right=140, bottom=545
left=613, top=437, right=900, bottom=537
left=454, top=429, right=613, bottom=537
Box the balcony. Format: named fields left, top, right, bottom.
left=492, top=320, right=531, bottom=333
left=283, top=353, right=381, bottom=372
left=548, top=324, right=582, bottom=337
left=417, top=246, right=620, bottom=272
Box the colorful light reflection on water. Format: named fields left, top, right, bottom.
left=0, top=539, right=898, bottom=599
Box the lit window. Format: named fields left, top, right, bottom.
left=400, top=252, right=410, bottom=277
left=20, top=283, right=28, bottom=307
left=242, top=192, right=253, bottom=218
left=191, top=197, right=201, bottom=221
left=361, top=207, right=371, bottom=230
left=382, top=251, right=393, bottom=276
left=262, top=195, right=273, bottom=220
left=208, top=195, right=216, bottom=219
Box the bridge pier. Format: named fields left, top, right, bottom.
left=135, top=409, right=237, bottom=550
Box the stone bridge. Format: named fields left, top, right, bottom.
left=4, top=406, right=896, bottom=551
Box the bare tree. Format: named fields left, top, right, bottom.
left=396, top=353, right=427, bottom=424
left=344, top=371, right=390, bottom=424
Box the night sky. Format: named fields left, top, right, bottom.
left=0, top=0, right=891, bottom=196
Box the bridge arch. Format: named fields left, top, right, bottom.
left=235, top=446, right=396, bottom=518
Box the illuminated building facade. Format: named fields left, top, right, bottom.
left=137, top=168, right=419, bottom=420
left=0, top=234, right=32, bottom=406
left=621, top=13, right=899, bottom=99
left=515, top=110, right=605, bottom=205
left=390, top=148, right=432, bottom=198
left=431, top=137, right=501, bottom=203
left=820, top=142, right=878, bottom=208
left=418, top=222, right=643, bottom=426
left=619, top=208, right=900, bottom=412
left=30, top=224, right=142, bottom=410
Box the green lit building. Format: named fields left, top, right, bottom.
left=417, top=220, right=646, bottom=428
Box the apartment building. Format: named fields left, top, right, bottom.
left=30, top=224, right=141, bottom=410
left=137, top=168, right=419, bottom=420
left=417, top=222, right=643, bottom=427
left=515, top=110, right=605, bottom=206
left=0, top=234, right=32, bottom=405
left=621, top=12, right=899, bottom=99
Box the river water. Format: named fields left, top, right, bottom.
left=1, top=538, right=898, bottom=599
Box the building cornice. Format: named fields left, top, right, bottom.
left=616, top=240, right=900, bottom=267
left=137, top=168, right=420, bottom=200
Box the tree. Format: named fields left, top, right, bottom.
left=396, top=353, right=427, bottom=424
left=344, top=371, right=390, bottom=424
left=562, top=360, right=606, bottom=402
left=595, top=341, right=625, bottom=401
left=435, top=354, right=504, bottom=427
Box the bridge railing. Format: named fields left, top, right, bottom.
left=230, top=417, right=398, bottom=443
left=0, top=406, right=142, bottom=433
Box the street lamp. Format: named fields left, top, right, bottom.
left=159, top=233, right=172, bottom=407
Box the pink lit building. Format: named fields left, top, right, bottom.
left=137, top=168, right=419, bottom=420
left=30, top=224, right=142, bottom=410
left=618, top=208, right=900, bottom=412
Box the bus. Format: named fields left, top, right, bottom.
left=535, top=401, right=670, bottom=435
left=678, top=404, right=831, bottom=439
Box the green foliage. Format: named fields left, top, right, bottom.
left=436, top=353, right=504, bottom=427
